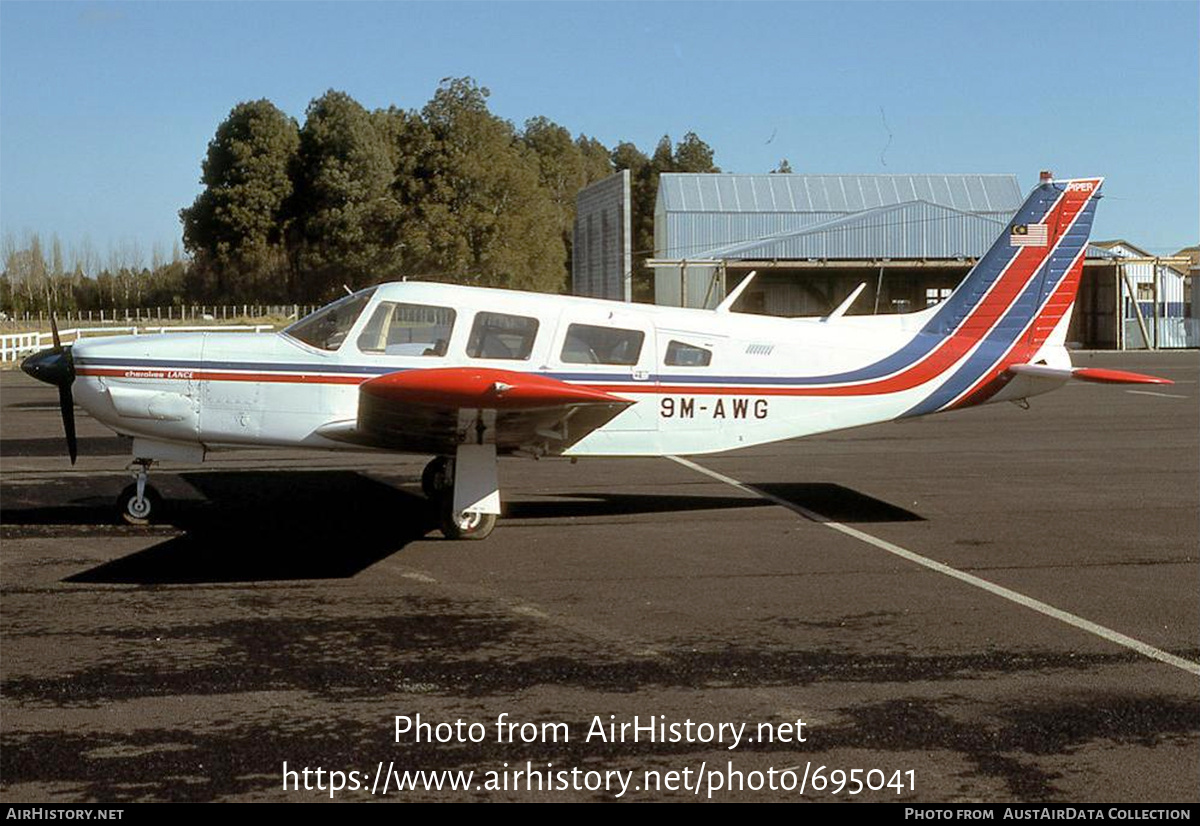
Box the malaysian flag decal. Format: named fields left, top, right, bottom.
left=1010, top=223, right=1049, bottom=247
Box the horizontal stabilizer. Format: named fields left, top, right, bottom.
left=1007, top=364, right=1173, bottom=385
left=1071, top=367, right=1173, bottom=385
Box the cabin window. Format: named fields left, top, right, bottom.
left=466, top=312, right=539, bottom=360
left=357, top=302, right=456, bottom=356
left=665, top=340, right=712, bottom=367
left=284, top=288, right=377, bottom=351
left=561, top=324, right=644, bottom=365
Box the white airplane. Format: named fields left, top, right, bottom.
left=21, top=176, right=1171, bottom=539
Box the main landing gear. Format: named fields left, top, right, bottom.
left=116, top=458, right=163, bottom=526
left=421, top=453, right=498, bottom=541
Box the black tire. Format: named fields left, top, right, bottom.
left=421, top=456, right=452, bottom=499
left=116, top=483, right=163, bottom=526
left=438, top=497, right=497, bottom=541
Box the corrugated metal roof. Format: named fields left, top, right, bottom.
left=658, top=174, right=1022, bottom=214
left=1086, top=244, right=1121, bottom=260
left=700, top=201, right=1006, bottom=260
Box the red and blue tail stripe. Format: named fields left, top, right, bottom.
left=902, top=178, right=1101, bottom=415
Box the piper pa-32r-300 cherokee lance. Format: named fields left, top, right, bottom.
left=22, top=175, right=1172, bottom=539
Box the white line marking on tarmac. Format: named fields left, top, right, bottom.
left=669, top=455, right=1200, bottom=677
left=381, top=559, right=662, bottom=658
left=1125, top=390, right=1189, bottom=399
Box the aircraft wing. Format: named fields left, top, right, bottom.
left=317, top=367, right=633, bottom=456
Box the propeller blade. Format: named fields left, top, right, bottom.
left=58, top=383, right=78, bottom=465
left=20, top=315, right=77, bottom=464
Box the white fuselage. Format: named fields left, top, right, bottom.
left=67, top=280, right=1072, bottom=462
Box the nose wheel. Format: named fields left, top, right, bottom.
left=117, top=460, right=162, bottom=525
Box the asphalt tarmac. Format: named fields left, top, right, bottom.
left=1, top=351, right=1197, bottom=803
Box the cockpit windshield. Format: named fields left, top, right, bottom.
left=284, top=288, right=377, bottom=351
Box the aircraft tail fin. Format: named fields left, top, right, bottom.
left=923, top=175, right=1102, bottom=341
left=900, top=176, right=1104, bottom=415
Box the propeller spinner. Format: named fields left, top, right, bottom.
left=20, top=316, right=78, bottom=464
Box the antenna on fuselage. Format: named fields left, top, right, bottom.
left=714, top=270, right=757, bottom=313
left=821, top=282, right=867, bottom=322
left=342, top=284, right=354, bottom=296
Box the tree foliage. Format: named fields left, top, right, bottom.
left=613, top=132, right=720, bottom=300
left=521, top=116, right=613, bottom=279
left=289, top=90, right=401, bottom=300
left=180, top=100, right=299, bottom=301
left=2, top=230, right=188, bottom=315
left=389, top=79, right=564, bottom=292
left=8, top=78, right=727, bottom=312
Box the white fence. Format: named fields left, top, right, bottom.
left=1, top=324, right=274, bottom=363
left=0, top=305, right=316, bottom=325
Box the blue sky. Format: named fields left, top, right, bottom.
left=2, top=1, right=1197, bottom=264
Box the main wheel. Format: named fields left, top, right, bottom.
left=421, top=456, right=452, bottom=499
left=438, top=497, right=497, bottom=541
left=116, top=483, right=163, bottom=526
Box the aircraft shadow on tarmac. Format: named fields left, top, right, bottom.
left=503, top=484, right=923, bottom=524
left=3, top=468, right=921, bottom=585
left=504, top=491, right=773, bottom=519
left=752, top=483, right=924, bottom=523
left=62, top=471, right=435, bottom=585
left=49, top=474, right=782, bottom=585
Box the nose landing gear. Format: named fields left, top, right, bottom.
left=117, top=459, right=162, bottom=526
